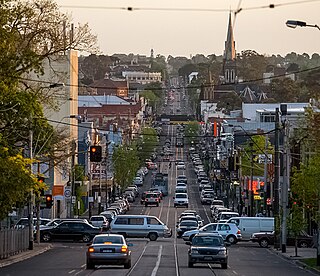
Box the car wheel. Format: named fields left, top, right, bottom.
left=227, top=235, right=236, bottom=244
left=145, top=203, right=148, bottom=207
left=42, top=233, right=51, bottom=242
left=299, top=240, right=309, bottom=248
left=188, top=261, right=193, bottom=268
left=221, top=263, right=228, bottom=269
left=82, top=234, right=91, bottom=243
left=149, top=233, right=158, bottom=241
left=186, top=204, right=189, bottom=208
left=259, top=238, right=269, bottom=248
left=156, top=203, right=159, bottom=207
left=86, top=260, right=94, bottom=269
left=124, top=259, right=131, bottom=269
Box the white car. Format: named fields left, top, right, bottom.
left=133, top=176, right=143, bottom=186
left=177, top=162, right=186, bottom=170
left=173, top=193, right=189, bottom=207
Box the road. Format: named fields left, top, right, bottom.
left=0, top=122, right=314, bottom=276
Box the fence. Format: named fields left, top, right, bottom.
left=0, top=228, right=29, bottom=259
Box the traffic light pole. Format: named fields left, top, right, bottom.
left=274, top=108, right=281, bottom=249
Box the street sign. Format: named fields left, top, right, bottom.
left=254, top=195, right=262, bottom=200
left=71, top=196, right=76, bottom=204
left=266, top=198, right=272, bottom=205
left=64, top=187, right=71, bottom=199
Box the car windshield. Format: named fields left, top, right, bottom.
left=93, top=236, right=123, bottom=244
left=176, top=194, right=187, bottom=198
left=180, top=221, right=198, bottom=227
left=192, top=236, right=223, bottom=246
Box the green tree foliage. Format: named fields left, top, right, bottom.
left=113, top=146, right=140, bottom=191
left=137, top=127, right=158, bottom=165
left=185, top=121, right=200, bottom=145
left=216, top=93, right=242, bottom=115
left=240, top=135, right=273, bottom=177
left=237, top=50, right=268, bottom=82
left=0, top=147, right=40, bottom=220
left=269, top=78, right=304, bottom=102
left=292, top=154, right=320, bottom=218
left=139, top=90, right=160, bottom=111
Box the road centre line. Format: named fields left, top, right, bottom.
left=151, top=245, right=163, bottom=276
left=68, top=270, right=76, bottom=274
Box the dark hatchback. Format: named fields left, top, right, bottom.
left=40, top=221, right=103, bottom=243
left=250, top=230, right=314, bottom=248
left=176, top=220, right=199, bottom=238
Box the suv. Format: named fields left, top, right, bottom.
left=173, top=193, right=189, bottom=208
left=182, top=223, right=242, bottom=244
left=144, top=192, right=160, bottom=207
left=187, top=233, right=229, bottom=269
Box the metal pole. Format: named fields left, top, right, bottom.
left=250, top=142, right=254, bottom=217
left=88, top=171, right=92, bottom=219
left=263, top=136, right=268, bottom=214
left=274, top=108, right=281, bottom=249
left=28, top=127, right=34, bottom=250
left=281, top=120, right=290, bottom=253
left=71, top=140, right=76, bottom=218
left=98, top=161, right=102, bottom=214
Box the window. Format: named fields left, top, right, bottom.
left=129, top=218, right=144, bottom=225
left=115, top=218, right=129, bottom=225
left=218, top=224, right=231, bottom=231
left=204, top=224, right=216, bottom=231
left=147, top=217, right=162, bottom=225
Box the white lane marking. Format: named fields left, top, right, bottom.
left=75, top=270, right=84, bottom=276
left=68, top=270, right=76, bottom=274
left=166, top=198, right=171, bottom=226
left=80, top=264, right=86, bottom=268
left=151, top=245, right=163, bottom=276
left=233, top=270, right=238, bottom=275
left=126, top=242, right=148, bottom=276
left=158, top=197, right=164, bottom=219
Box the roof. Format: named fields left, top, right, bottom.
left=78, top=95, right=132, bottom=107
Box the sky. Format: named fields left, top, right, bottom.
left=56, top=0, right=320, bottom=58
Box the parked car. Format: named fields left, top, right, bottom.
left=15, top=218, right=51, bottom=230
left=182, top=223, right=242, bottom=244
left=217, top=211, right=239, bottom=223
left=41, top=218, right=89, bottom=230
left=89, top=216, right=109, bottom=230
left=200, top=191, right=216, bottom=205
left=86, top=234, right=132, bottom=269
left=40, top=221, right=103, bottom=242
left=176, top=220, right=199, bottom=238
left=100, top=211, right=116, bottom=223
left=186, top=233, right=229, bottom=269
left=250, top=230, right=313, bottom=248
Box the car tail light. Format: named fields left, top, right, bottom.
left=145, top=199, right=148, bottom=202
left=88, top=247, right=95, bottom=253
left=237, top=229, right=241, bottom=234
left=121, top=245, right=128, bottom=253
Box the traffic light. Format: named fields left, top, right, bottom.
left=45, top=194, right=53, bottom=208
left=90, top=145, right=102, bottom=162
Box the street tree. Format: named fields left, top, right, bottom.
left=113, top=146, right=140, bottom=191
left=137, top=127, right=158, bottom=165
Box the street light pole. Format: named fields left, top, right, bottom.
left=28, top=126, right=34, bottom=250
left=286, top=20, right=320, bottom=30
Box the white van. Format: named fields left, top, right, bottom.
left=109, top=215, right=172, bottom=241
left=226, top=217, right=274, bottom=240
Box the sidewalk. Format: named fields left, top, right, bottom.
left=270, top=246, right=320, bottom=274
left=0, top=243, right=52, bottom=268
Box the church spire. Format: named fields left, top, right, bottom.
left=221, top=12, right=237, bottom=84
left=224, top=12, right=236, bottom=61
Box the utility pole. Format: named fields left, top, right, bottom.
left=249, top=142, right=254, bottom=217
left=274, top=108, right=281, bottom=249
left=281, top=119, right=290, bottom=253
left=28, top=126, right=34, bottom=250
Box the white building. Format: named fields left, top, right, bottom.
left=122, top=71, right=161, bottom=84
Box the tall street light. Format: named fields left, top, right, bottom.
left=286, top=20, right=320, bottom=30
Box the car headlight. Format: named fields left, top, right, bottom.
left=191, top=248, right=198, bottom=254
left=218, top=249, right=227, bottom=255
